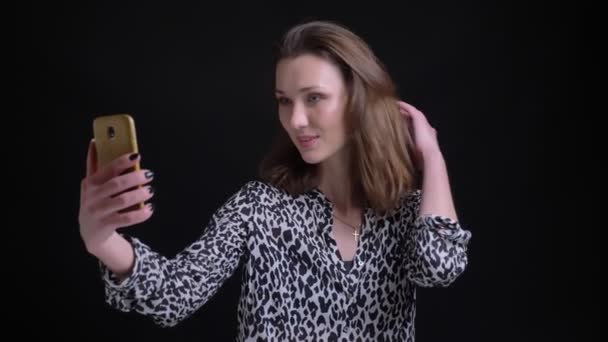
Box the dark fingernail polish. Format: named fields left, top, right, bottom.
left=148, top=186, right=154, bottom=194
left=129, top=153, right=139, bottom=160
left=145, top=171, right=154, bottom=179
left=149, top=203, right=154, bottom=211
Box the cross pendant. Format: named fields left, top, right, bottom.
left=353, top=230, right=360, bottom=242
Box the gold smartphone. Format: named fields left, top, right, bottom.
left=92, top=114, right=144, bottom=211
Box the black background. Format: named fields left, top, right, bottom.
left=17, top=0, right=578, bottom=341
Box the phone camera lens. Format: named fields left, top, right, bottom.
left=108, top=126, right=115, bottom=139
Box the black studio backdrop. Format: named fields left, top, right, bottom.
left=18, top=1, right=576, bottom=341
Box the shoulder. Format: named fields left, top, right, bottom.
left=391, top=188, right=422, bottom=218
left=236, top=179, right=290, bottom=204
left=405, top=188, right=422, bottom=204
left=241, top=179, right=283, bottom=195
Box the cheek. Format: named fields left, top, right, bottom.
left=278, top=111, right=289, bottom=130
left=318, top=103, right=347, bottom=136
left=278, top=113, right=297, bottom=142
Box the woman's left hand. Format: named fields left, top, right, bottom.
left=397, top=101, right=442, bottom=164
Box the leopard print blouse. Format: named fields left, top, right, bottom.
left=100, top=180, right=472, bottom=341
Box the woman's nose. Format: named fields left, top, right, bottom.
left=290, top=102, right=308, bottom=129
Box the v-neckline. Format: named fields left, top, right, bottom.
left=309, top=188, right=372, bottom=272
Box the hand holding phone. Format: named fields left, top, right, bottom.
left=93, top=114, right=146, bottom=211
left=78, top=114, right=155, bottom=253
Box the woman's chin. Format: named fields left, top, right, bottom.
left=299, top=150, right=325, bottom=164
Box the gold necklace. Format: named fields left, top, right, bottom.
left=332, top=213, right=362, bottom=242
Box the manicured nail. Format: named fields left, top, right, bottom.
left=148, top=186, right=154, bottom=194
left=129, top=153, right=139, bottom=160
left=145, top=171, right=154, bottom=179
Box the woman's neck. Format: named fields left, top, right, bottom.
left=317, top=146, right=362, bottom=216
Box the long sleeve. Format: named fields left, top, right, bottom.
left=400, top=189, right=472, bottom=287
left=98, top=181, right=256, bottom=327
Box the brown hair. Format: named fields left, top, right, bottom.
left=258, top=20, right=419, bottom=215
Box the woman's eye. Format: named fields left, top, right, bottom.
left=308, top=94, right=322, bottom=103
left=277, top=97, right=290, bottom=105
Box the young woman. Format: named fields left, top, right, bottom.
left=78, top=20, right=472, bottom=341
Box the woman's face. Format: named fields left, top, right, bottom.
left=275, top=54, right=349, bottom=164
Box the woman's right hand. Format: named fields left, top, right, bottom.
left=79, top=139, right=155, bottom=255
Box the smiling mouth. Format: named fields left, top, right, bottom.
left=297, top=135, right=319, bottom=148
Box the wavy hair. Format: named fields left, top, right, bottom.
left=259, top=20, right=419, bottom=215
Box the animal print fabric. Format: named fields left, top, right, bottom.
left=100, top=180, right=472, bottom=341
